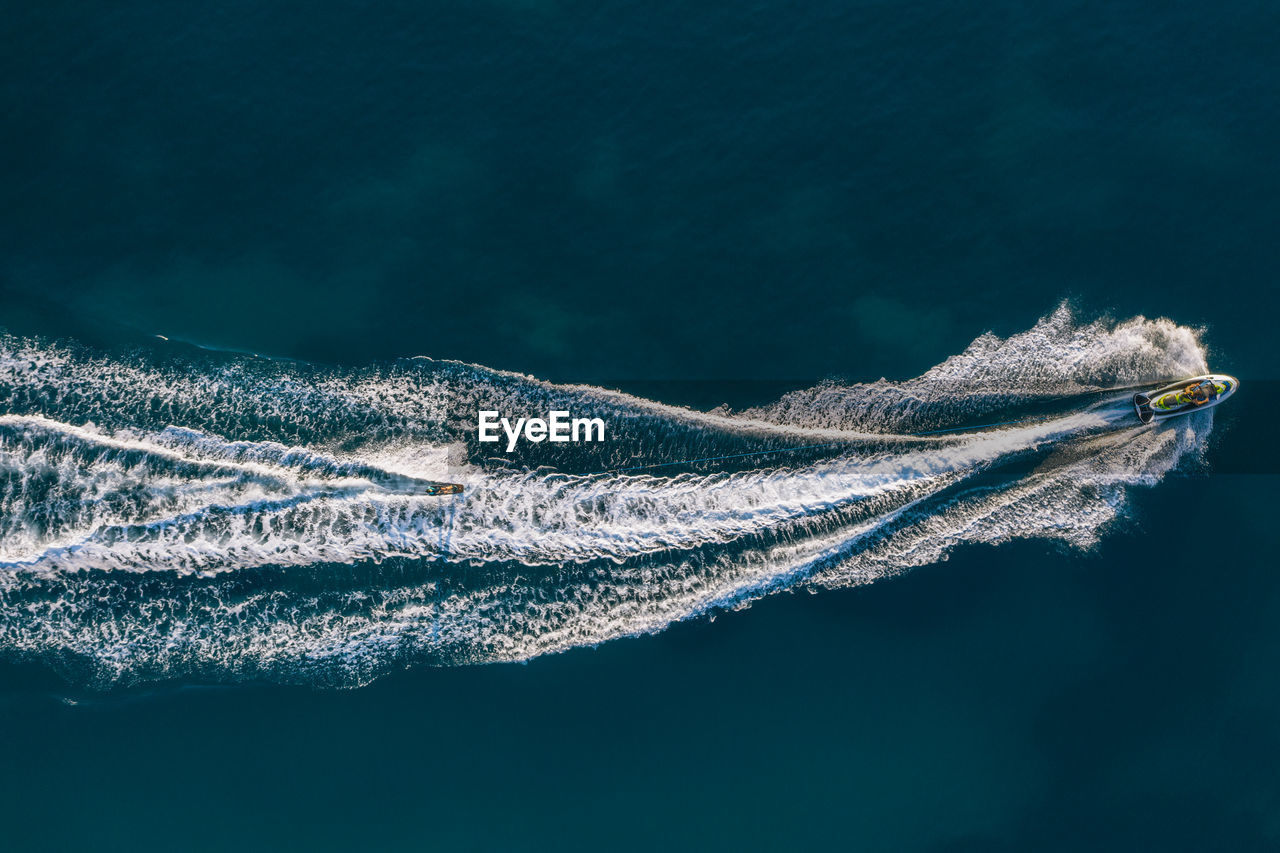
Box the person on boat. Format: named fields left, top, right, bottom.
left=1181, top=379, right=1217, bottom=406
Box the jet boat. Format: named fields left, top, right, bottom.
left=1133, top=374, right=1238, bottom=424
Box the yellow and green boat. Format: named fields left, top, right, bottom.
left=1134, top=374, right=1238, bottom=424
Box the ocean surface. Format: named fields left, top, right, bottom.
left=2, top=1, right=1279, bottom=850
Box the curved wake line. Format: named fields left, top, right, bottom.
left=0, top=303, right=1215, bottom=687
left=0, top=407, right=1120, bottom=573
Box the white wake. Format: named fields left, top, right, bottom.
left=0, top=304, right=1215, bottom=686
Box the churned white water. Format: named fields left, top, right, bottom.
left=0, top=305, right=1212, bottom=686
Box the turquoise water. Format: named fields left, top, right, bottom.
left=3, top=1, right=1279, bottom=849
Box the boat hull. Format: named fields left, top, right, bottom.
left=1134, top=374, right=1238, bottom=424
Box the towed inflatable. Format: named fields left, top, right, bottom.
left=1134, top=374, right=1238, bottom=424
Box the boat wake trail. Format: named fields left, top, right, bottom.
left=0, top=304, right=1213, bottom=687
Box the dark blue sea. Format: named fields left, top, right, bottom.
left=2, top=1, right=1279, bottom=850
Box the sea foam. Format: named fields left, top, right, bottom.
left=0, top=304, right=1212, bottom=687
